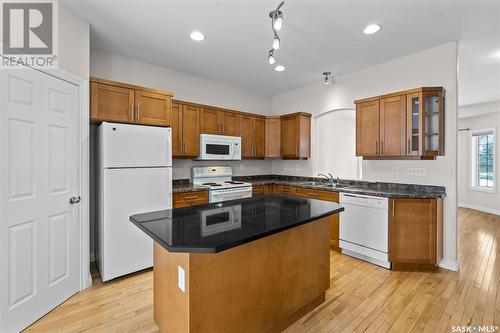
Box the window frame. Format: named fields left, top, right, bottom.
left=469, top=127, right=496, bottom=193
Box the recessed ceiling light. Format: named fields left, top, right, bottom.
left=190, top=31, right=205, bottom=41
left=275, top=65, right=285, bottom=72
left=363, top=24, right=381, bottom=35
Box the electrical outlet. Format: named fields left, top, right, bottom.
left=392, top=167, right=399, bottom=175
left=407, top=168, right=426, bottom=176
left=178, top=266, right=185, bottom=293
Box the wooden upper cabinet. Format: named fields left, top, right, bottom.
left=171, top=101, right=200, bottom=158
left=406, top=90, right=444, bottom=157
left=265, top=116, right=281, bottom=158
left=90, top=77, right=173, bottom=127
left=181, top=104, right=200, bottom=157
left=220, top=111, right=239, bottom=136
left=253, top=117, right=265, bottom=158
left=171, top=102, right=183, bottom=157
left=355, top=87, right=444, bottom=159
left=239, top=115, right=254, bottom=158
left=90, top=82, right=134, bottom=123
left=239, top=115, right=265, bottom=158
left=135, top=90, right=171, bottom=126
left=281, top=113, right=311, bottom=159
left=356, top=100, right=380, bottom=156
left=389, top=198, right=443, bottom=269
left=200, top=107, right=221, bottom=135
left=200, top=108, right=240, bottom=136
left=379, top=95, right=406, bottom=156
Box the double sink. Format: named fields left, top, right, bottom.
left=298, top=181, right=352, bottom=189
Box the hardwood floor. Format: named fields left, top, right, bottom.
left=25, top=208, right=500, bottom=332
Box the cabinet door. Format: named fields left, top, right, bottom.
left=422, top=91, right=444, bottom=156
left=200, top=107, right=221, bottom=134
left=281, top=116, right=298, bottom=157
left=221, top=111, right=239, bottom=136
left=253, top=117, right=265, bottom=158
left=406, top=93, right=421, bottom=156
left=182, top=105, right=200, bottom=157
left=135, top=90, right=171, bottom=126
left=91, top=82, right=134, bottom=123
left=389, top=198, right=437, bottom=265
left=265, top=117, right=281, bottom=158
left=356, top=100, right=380, bottom=156
left=171, top=102, right=183, bottom=157
left=239, top=115, right=254, bottom=158
left=379, top=95, right=406, bottom=156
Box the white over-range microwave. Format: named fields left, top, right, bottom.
left=198, top=134, right=241, bottom=160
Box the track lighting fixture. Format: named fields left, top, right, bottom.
left=272, top=34, right=280, bottom=50
left=323, top=71, right=333, bottom=84
left=267, top=1, right=284, bottom=66
left=268, top=50, right=276, bottom=64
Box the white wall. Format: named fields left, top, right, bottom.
left=458, top=105, right=500, bottom=215
left=90, top=49, right=274, bottom=179
left=58, top=3, right=89, bottom=78
left=272, top=42, right=459, bottom=269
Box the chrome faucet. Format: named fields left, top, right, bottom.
left=317, top=173, right=335, bottom=186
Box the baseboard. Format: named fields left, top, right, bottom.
left=458, top=202, right=500, bottom=216
left=439, top=259, right=459, bottom=272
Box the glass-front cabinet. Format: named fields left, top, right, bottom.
left=406, top=88, right=444, bottom=157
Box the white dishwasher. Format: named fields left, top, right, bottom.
left=339, top=193, right=390, bottom=269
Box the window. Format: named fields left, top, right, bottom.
left=471, top=128, right=495, bottom=191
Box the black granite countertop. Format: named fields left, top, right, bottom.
left=233, top=175, right=446, bottom=199
left=130, top=195, right=344, bottom=253
left=172, top=179, right=208, bottom=194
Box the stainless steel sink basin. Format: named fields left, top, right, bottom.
left=298, top=182, right=351, bottom=189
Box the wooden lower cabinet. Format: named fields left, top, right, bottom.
left=271, top=185, right=340, bottom=251
left=173, top=191, right=209, bottom=208
left=252, top=184, right=269, bottom=196
left=389, top=198, right=443, bottom=270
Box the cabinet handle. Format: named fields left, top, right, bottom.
left=408, top=139, right=411, bottom=153
left=381, top=141, right=384, bottom=155
left=137, top=104, right=140, bottom=121
left=184, top=195, right=199, bottom=200
left=375, top=141, right=379, bottom=155
left=130, top=104, right=134, bottom=122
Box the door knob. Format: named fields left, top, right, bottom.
left=69, top=196, right=81, bottom=204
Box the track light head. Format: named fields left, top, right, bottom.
left=323, top=71, right=333, bottom=84
left=268, top=50, right=276, bottom=64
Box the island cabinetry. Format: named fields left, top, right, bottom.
left=173, top=191, right=208, bottom=208
left=294, top=188, right=340, bottom=251
left=153, top=217, right=330, bottom=333
left=281, top=113, right=311, bottom=159
left=90, top=77, right=172, bottom=126
left=355, top=87, right=444, bottom=159
left=389, top=198, right=443, bottom=270
left=171, top=101, right=200, bottom=158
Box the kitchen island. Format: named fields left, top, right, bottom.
left=130, top=195, right=344, bottom=333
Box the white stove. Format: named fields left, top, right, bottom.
left=192, top=166, right=253, bottom=203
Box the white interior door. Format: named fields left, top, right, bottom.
left=0, top=68, right=80, bottom=332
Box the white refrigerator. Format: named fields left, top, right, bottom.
left=96, top=122, right=172, bottom=282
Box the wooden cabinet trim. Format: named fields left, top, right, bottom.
left=354, top=87, right=443, bottom=104
left=90, top=77, right=173, bottom=96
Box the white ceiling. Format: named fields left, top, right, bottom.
left=64, top=0, right=500, bottom=104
